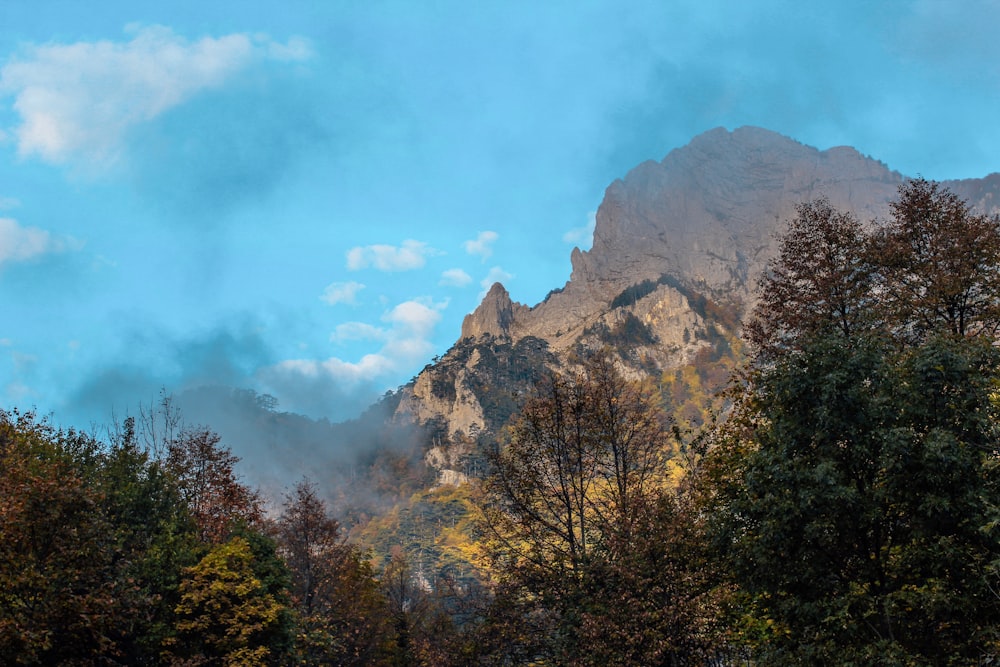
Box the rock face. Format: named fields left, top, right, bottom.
left=394, top=126, right=1000, bottom=449
left=460, top=283, right=529, bottom=339
left=523, top=127, right=907, bottom=345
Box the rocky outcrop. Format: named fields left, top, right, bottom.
left=459, top=283, right=529, bottom=340
left=394, top=362, right=486, bottom=438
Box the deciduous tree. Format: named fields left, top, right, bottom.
left=709, top=182, right=1000, bottom=662
left=746, top=197, right=877, bottom=358
left=876, top=177, right=1000, bottom=342
left=709, top=333, right=1000, bottom=663
left=0, top=411, right=171, bottom=664
left=275, top=480, right=390, bottom=665
left=481, top=352, right=725, bottom=664
left=167, top=535, right=293, bottom=665
left=165, top=426, right=262, bottom=543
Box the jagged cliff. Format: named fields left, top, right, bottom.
left=392, top=126, right=1000, bottom=475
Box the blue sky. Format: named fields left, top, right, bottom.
left=2, top=0, right=999, bottom=427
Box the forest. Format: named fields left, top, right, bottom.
left=3, top=178, right=1000, bottom=665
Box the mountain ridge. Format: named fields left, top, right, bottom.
left=393, top=126, right=1000, bottom=464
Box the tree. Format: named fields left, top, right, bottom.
left=275, top=480, right=390, bottom=666
left=0, top=406, right=308, bottom=665
left=708, top=181, right=1000, bottom=662
left=748, top=182, right=1000, bottom=355
left=165, top=426, right=262, bottom=543
left=381, top=546, right=425, bottom=667
left=166, top=535, right=293, bottom=665
left=0, top=416, right=123, bottom=665
left=96, top=416, right=201, bottom=663
left=708, top=333, right=1000, bottom=663
left=746, top=197, right=877, bottom=358
left=571, top=491, right=733, bottom=666
left=378, top=545, right=457, bottom=667
left=481, top=351, right=725, bottom=664
left=0, top=410, right=199, bottom=665
left=876, top=177, right=1000, bottom=343
left=485, top=352, right=668, bottom=574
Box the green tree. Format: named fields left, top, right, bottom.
left=97, top=416, right=201, bottom=663
left=706, top=181, right=1000, bottom=662
left=710, top=334, right=1000, bottom=663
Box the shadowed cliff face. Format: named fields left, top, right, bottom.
left=397, top=126, right=1000, bottom=448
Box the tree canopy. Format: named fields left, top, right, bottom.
left=707, top=179, right=1000, bottom=663
left=480, top=351, right=728, bottom=665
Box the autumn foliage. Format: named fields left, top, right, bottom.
left=3, top=179, right=1000, bottom=665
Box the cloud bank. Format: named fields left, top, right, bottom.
left=260, top=298, right=446, bottom=416
left=0, top=25, right=310, bottom=166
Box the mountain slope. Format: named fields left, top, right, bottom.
left=392, top=126, right=1000, bottom=460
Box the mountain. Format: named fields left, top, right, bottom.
left=176, top=126, right=1000, bottom=540
left=208, top=124, right=1000, bottom=580
left=389, top=126, right=1000, bottom=485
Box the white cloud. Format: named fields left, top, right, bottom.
left=320, top=280, right=365, bottom=305
left=563, top=211, right=596, bottom=248
left=480, top=266, right=514, bottom=295
left=464, top=230, right=499, bottom=260
left=266, top=353, right=395, bottom=387
left=346, top=239, right=439, bottom=272
left=264, top=297, right=446, bottom=389
left=0, top=218, right=80, bottom=266
left=439, top=268, right=472, bottom=287
left=330, top=321, right=385, bottom=343
left=384, top=299, right=442, bottom=337
left=0, top=197, right=20, bottom=211
left=0, top=25, right=310, bottom=165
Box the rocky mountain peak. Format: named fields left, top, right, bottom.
left=459, top=282, right=527, bottom=340
left=575, top=126, right=903, bottom=298
left=397, top=127, right=1000, bottom=445
left=514, top=127, right=909, bottom=348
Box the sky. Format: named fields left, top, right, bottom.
left=2, top=0, right=1000, bottom=429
